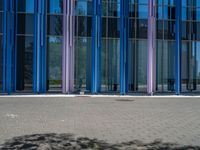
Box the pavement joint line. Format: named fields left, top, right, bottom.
left=0, top=95, right=200, bottom=98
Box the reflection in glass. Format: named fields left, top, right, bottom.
left=182, top=42, right=200, bottom=92
left=156, top=40, right=175, bottom=92
left=17, top=14, right=34, bottom=35
left=16, top=36, right=33, bottom=91
left=47, top=15, right=63, bottom=36
left=101, top=39, right=120, bottom=92
left=128, top=40, right=147, bottom=92
left=100, top=0, right=120, bottom=93
left=0, top=0, right=2, bottom=11
left=75, top=0, right=92, bottom=16
left=48, top=0, right=63, bottom=14
left=0, top=13, right=2, bottom=33
left=74, top=38, right=91, bottom=92
left=74, top=4, right=92, bottom=93
left=17, top=0, right=34, bottom=13
left=47, top=37, right=62, bottom=91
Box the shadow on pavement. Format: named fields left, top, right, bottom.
left=0, top=133, right=200, bottom=150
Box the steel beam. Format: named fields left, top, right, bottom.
left=147, top=0, right=156, bottom=95
left=62, top=0, right=74, bottom=94
left=91, top=0, right=101, bottom=94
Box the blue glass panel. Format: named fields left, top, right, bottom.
left=75, top=1, right=92, bottom=16
left=182, top=7, right=187, bottom=20
left=197, top=8, right=200, bottom=21
left=137, top=5, right=148, bottom=18
left=48, top=0, right=63, bottom=14
left=0, top=13, right=2, bottom=33
left=0, top=0, right=3, bottom=11
left=18, top=0, right=34, bottom=13
left=137, top=0, right=148, bottom=5
left=17, top=14, right=34, bottom=35
left=182, top=0, right=187, bottom=7
left=164, top=0, right=174, bottom=6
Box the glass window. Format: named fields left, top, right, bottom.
left=129, top=19, right=135, bottom=38
left=17, top=14, right=34, bottom=35
left=74, top=38, right=92, bottom=92
left=0, top=13, right=2, bottom=33
left=136, top=19, right=148, bottom=39
left=136, top=5, right=148, bottom=18
left=48, top=0, right=63, bottom=14
left=181, top=41, right=200, bottom=92
left=47, top=15, right=63, bottom=36
left=0, top=0, right=3, bottom=11
left=47, top=37, right=62, bottom=91
left=75, top=1, right=92, bottom=16
left=138, top=0, right=148, bottom=5
left=18, top=0, right=34, bottom=13
left=77, top=16, right=92, bottom=37
left=156, top=40, right=175, bottom=92
left=157, top=20, right=163, bottom=39
left=107, top=18, right=120, bottom=38
left=164, top=21, right=175, bottom=40
left=16, top=36, right=33, bottom=91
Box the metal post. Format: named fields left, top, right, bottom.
left=175, top=0, right=182, bottom=95
left=147, top=0, right=156, bottom=95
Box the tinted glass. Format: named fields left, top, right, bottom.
left=47, top=37, right=62, bottom=90
left=0, top=13, right=2, bottom=33
left=18, top=0, right=34, bottom=13
left=47, top=15, right=63, bottom=36
left=48, top=0, right=63, bottom=14
left=0, top=0, right=2, bottom=11
left=17, top=14, right=34, bottom=35
left=16, top=36, right=33, bottom=91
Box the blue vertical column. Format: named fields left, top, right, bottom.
left=2, top=0, right=7, bottom=93
left=92, top=0, right=101, bottom=94
left=120, top=0, right=129, bottom=95
left=175, top=0, right=182, bottom=95
left=3, top=0, right=16, bottom=94
left=33, top=0, right=46, bottom=93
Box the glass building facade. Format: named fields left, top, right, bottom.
left=1, top=0, right=200, bottom=95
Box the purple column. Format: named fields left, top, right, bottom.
left=62, top=0, right=74, bottom=94
left=147, top=0, right=156, bottom=95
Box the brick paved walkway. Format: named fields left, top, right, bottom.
left=0, top=96, right=200, bottom=146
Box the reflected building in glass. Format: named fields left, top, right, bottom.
left=1, top=0, right=200, bottom=95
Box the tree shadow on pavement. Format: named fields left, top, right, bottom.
left=0, top=133, right=200, bottom=150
